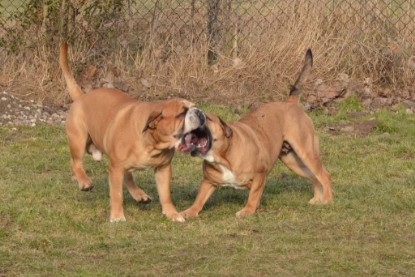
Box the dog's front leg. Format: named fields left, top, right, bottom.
left=236, top=175, right=266, bottom=217
left=180, top=180, right=216, bottom=219
left=154, top=165, right=185, bottom=222
left=109, top=164, right=126, bottom=222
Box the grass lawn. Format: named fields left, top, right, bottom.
left=0, top=104, right=414, bottom=276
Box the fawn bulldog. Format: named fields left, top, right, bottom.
left=60, top=42, right=205, bottom=222
left=178, top=49, right=333, bottom=218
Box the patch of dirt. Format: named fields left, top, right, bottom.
left=328, top=118, right=378, bottom=137
left=326, top=111, right=381, bottom=137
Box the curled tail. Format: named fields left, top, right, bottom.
left=288, top=49, right=313, bottom=103
left=59, top=42, right=84, bottom=101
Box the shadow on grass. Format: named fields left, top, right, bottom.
left=166, top=174, right=312, bottom=212
left=73, top=165, right=312, bottom=215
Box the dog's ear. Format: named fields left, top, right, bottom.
left=142, top=111, right=162, bottom=133
left=219, top=117, right=233, bottom=138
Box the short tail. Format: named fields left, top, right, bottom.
left=288, top=49, right=313, bottom=103
left=59, top=42, right=84, bottom=101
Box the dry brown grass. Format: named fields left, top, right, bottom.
left=1, top=1, right=414, bottom=107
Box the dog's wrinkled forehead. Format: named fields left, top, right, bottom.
left=160, top=99, right=195, bottom=116
left=168, top=99, right=196, bottom=115
left=182, top=99, right=195, bottom=108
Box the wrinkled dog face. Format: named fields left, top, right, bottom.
left=144, top=100, right=207, bottom=150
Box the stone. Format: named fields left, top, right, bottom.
left=362, top=98, right=372, bottom=109
left=372, top=97, right=389, bottom=109
left=402, top=100, right=415, bottom=109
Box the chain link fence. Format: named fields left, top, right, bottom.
left=1, top=0, right=415, bottom=61
left=1, top=0, right=414, bottom=106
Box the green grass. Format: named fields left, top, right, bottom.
left=1, top=105, right=414, bottom=276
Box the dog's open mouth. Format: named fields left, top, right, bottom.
left=178, top=125, right=211, bottom=156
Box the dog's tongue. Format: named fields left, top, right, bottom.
left=178, top=133, right=196, bottom=152
left=185, top=133, right=194, bottom=144
left=178, top=143, right=191, bottom=152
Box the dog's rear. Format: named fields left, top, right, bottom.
left=282, top=49, right=333, bottom=205
left=59, top=42, right=84, bottom=101
left=287, top=49, right=313, bottom=103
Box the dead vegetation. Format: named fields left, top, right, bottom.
left=0, top=1, right=414, bottom=109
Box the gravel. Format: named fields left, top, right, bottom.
left=1, top=90, right=413, bottom=129
left=0, top=91, right=67, bottom=128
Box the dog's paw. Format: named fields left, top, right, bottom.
left=110, top=215, right=126, bottom=223
left=165, top=212, right=186, bottom=223
left=135, top=194, right=152, bottom=204
left=172, top=214, right=186, bottom=223
left=72, top=175, right=94, bottom=191
left=308, top=197, right=323, bottom=205
left=180, top=208, right=199, bottom=219
left=323, top=198, right=333, bottom=204
left=235, top=208, right=255, bottom=218
left=78, top=179, right=94, bottom=191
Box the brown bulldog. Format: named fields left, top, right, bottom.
left=178, top=49, right=333, bottom=218
left=59, top=42, right=206, bottom=222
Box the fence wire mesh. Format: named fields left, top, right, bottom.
left=1, top=0, right=415, bottom=60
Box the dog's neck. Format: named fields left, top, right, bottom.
left=202, top=146, right=232, bottom=170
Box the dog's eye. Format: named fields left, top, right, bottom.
left=175, top=108, right=188, bottom=119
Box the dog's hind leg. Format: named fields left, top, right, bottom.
left=280, top=141, right=332, bottom=204
left=124, top=172, right=152, bottom=204
left=66, top=117, right=93, bottom=191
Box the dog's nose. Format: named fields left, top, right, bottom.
left=184, top=107, right=206, bottom=133
left=195, top=109, right=206, bottom=126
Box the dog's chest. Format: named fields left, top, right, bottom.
left=218, top=165, right=246, bottom=189
left=127, top=164, right=151, bottom=172
left=204, top=152, right=247, bottom=189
